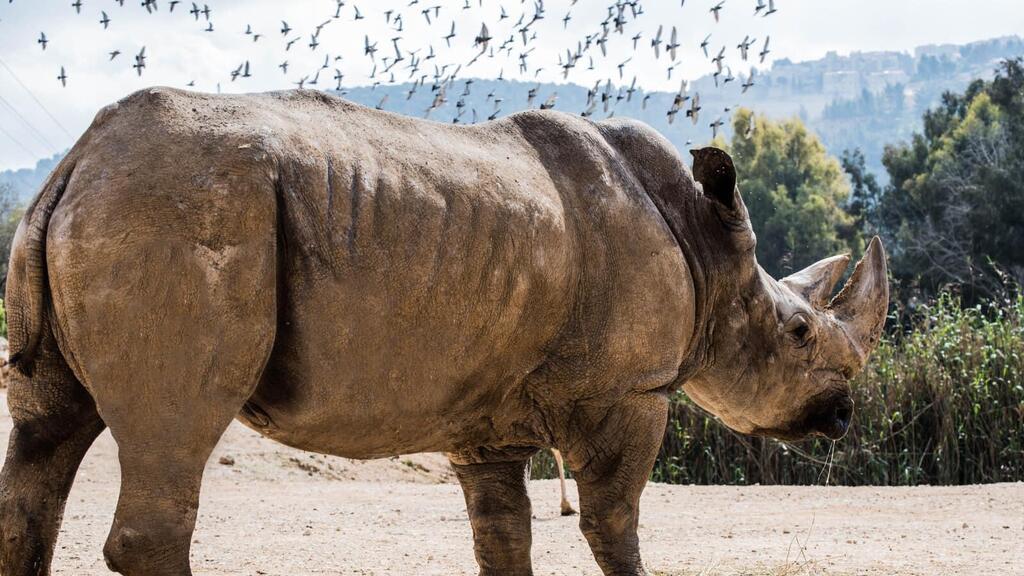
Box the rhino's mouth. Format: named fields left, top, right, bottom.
left=750, top=386, right=854, bottom=441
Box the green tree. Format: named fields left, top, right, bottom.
left=718, top=109, right=861, bottom=277
left=0, top=182, right=24, bottom=296
left=841, top=148, right=883, bottom=234
left=880, top=59, right=1024, bottom=302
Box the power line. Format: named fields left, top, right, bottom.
left=0, top=91, right=59, bottom=153
left=0, top=55, right=76, bottom=141
left=0, top=122, right=47, bottom=165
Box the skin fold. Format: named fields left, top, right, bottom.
left=0, top=88, right=888, bottom=576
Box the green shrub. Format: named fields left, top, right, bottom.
left=534, top=291, right=1024, bottom=486
left=649, top=291, right=1024, bottom=486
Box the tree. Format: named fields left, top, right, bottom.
left=0, top=182, right=24, bottom=296
left=841, top=148, right=882, bottom=234
left=717, top=109, right=861, bottom=278
left=880, top=59, right=1024, bottom=302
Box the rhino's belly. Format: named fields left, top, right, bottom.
left=241, top=180, right=576, bottom=458
left=243, top=279, right=570, bottom=458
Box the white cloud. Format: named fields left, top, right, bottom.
left=0, top=0, right=1022, bottom=170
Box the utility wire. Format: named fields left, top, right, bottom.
left=0, top=55, right=76, bottom=140
left=0, top=91, right=59, bottom=153
left=0, top=121, right=47, bottom=165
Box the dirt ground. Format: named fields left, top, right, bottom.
left=1, top=395, right=1020, bottom=575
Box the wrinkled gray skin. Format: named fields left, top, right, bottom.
left=0, top=88, right=888, bottom=576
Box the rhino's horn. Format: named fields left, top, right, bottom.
left=829, top=236, right=889, bottom=362
left=781, top=253, right=851, bottom=309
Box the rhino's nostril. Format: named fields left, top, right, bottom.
left=833, top=403, right=853, bottom=432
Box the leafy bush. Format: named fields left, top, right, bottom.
left=652, top=291, right=1024, bottom=486
left=536, top=291, right=1024, bottom=486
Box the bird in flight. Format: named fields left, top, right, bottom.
left=666, top=26, right=680, bottom=61
left=444, top=21, right=456, bottom=47
left=710, top=1, right=724, bottom=22
left=686, top=92, right=702, bottom=125
left=474, top=23, right=491, bottom=50
left=742, top=71, right=756, bottom=93
left=710, top=117, right=725, bottom=139
left=57, top=66, right=68, bottom=87
left=71, top=0, right=82, bottom=15
left=100, top=11, right=110, bottom=29
left=133, top=46, right=147, bottom=76
left=651, top=25, right=662, bottom=59
left=37, top=32, right=48, bottom=50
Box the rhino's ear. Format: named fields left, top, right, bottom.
left=690, top=147, right=739, bottom=210
left=691, top=147, right=755, bottom=250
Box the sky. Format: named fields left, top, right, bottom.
left=1, top=0, right=1023, bottom=171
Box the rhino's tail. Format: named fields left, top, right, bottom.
left=7, top=156, right=76, bottom=377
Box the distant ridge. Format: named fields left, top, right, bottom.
left=4, top=35, right=1022, bottom=202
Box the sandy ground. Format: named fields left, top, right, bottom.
left=1, top=395, right=1020, bottom=575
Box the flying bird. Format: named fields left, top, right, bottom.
left=444, top=21, right=455, bottom=47
left=710, top=1, right=724, bottom=22
left=57, top=66, right=68, bottom=87
left=474, top=23, right=491, bottom=50
left=667, top=26, right=680, bottom=61
left=686, top=92, right=701, bottom=125
left=133, top=46, right=146, bottom=76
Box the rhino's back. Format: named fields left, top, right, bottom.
left=52, top=88, right=692, bottom=458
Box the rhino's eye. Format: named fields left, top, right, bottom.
left=785, top=315, right=813, bottom=348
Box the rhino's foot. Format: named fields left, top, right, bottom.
left=0, top=335, right=105, bottom=576
left=450, top=454, right=536, bottom=576
left=570, top=392, right=668, bottom=576
left=103, top=524, right=193, bottom=576
left=100, top=436, right=227, bottom=576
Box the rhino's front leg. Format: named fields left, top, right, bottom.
left=571, top=393, right=668, bottom=576
left=449, top=448, right=538, bottom=576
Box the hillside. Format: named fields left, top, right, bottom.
left=4, top=35, right=1022, bottom=202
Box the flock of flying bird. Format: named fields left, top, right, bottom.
left=22, top=0, right=780, bottom=139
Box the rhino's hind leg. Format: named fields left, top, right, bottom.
left=90, top=290, right=274, bottom=576
left=0, top=327, right=105, bottom=575
left=95, top=321, right=274, bottom=576
left=570, top=393, right=668, bottom=576
left=449, top=448, right=538, bottom=576
left=38, top=154, right=278, bottom=575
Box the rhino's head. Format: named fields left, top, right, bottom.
left=682, top=148, right=888, bottom=441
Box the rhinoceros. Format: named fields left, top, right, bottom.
left=0, top=88, right=888, bottom=576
